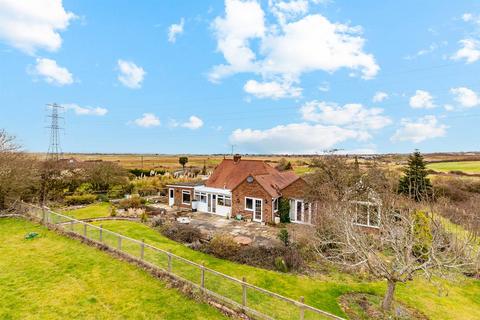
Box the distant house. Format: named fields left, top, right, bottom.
left=167, top=155, right=311, bottom=224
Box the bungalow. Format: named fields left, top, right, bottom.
left=167, top=155, right=311, bottom=224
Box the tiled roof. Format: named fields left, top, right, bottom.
left=205, top=159, right=300, bottom=197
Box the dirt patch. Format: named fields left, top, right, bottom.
left=339, top=293, right=428, bottom=320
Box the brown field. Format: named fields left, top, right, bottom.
left=32, top=152, right=480, bottom=177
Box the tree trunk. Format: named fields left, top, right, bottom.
left=381, top=280, right=396, bottom=311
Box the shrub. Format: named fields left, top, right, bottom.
left=64, top=194, right=97, bottom=205
left=207, top=234, right=240, bottom=259
left=161, top=222, right=202, bottom=243
left=278, top=229, right=290, bottom=247
left=75, top=183, right=94, bottom=195
left=140, top=211, right=148, bottom=223
left=412, top=211, right=432, bottom=261
left=107, top=185, right=127, bottom=199
left=150, top=216, right=164, bottom=228
left=274, top=257, right=288, bottom=272
left=279, top=198, right=291, bottom=223
left=118, top=196, right=146, bottom=209
left=110, top=205, right=117, bottom=217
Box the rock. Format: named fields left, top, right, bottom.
left=233, top=236, right=252, bottom=245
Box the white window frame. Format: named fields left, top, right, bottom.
left=352, top=201, right=380, bottom=228
left=273, top=198, right=279, bottom=213
left=182, top=190, right=191, bottom=205
left=245, top=197, right=254, bottom=211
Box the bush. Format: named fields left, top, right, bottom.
left=75, top=183, right=94, bottom=195
left=207, top=234, right=240, bottom=259
left=279, top=198, right=291, bottom=223
left=118, top=196, right=146, bottom=209
left=64, top=194, right=97, bottom=205
left=274, top=257, right=288, bottom=272
left=107, top=185, right=127, bottom=199
left=97, top=194, right=109, bottom=202
left=161, top=222, right=202, bottom=243
left=150, top=216, right=165, bottom=228
left=278, top=229, right=290, bottom=246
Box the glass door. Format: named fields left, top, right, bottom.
left=253, top=199, right=262, bottom=222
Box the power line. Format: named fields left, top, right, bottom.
left=46, top=103, right=64, bottom=161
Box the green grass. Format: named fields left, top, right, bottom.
left=89, top=219, right=480, bottom=320
left=0, top=218, right=226, bottom=320
left=63, top=202, right=111, bottom=219
left=428, top=161, right=480, bottom=174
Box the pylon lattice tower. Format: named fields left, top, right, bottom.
left=46, top=103, right=64, bottom=161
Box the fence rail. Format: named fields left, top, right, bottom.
left=21, top=203, right=344, bottom=320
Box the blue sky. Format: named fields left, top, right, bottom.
left=1, top=0, right=480, bottom=154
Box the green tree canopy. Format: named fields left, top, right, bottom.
left=398, top=150, right=433, bottom=202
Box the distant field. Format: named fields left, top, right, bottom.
left=0, top=218, right=225, bottom=319
left=427, top=161, right=480, bottom=174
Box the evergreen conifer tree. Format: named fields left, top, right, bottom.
left=398, top=150, right=432, bottom=201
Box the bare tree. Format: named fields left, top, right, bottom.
left=313, top=184, right=478, bottom=311
left=0, top=130, right=39, bottom=209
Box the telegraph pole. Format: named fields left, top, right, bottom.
left=46, top=103, right=64, bottom=161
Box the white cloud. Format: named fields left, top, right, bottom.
left=133, top=113, right=160, bottom=128
left=409, top=90, right=435, bottom=109
left=391, top=115, right=447, bottom=143
left=168, top=18, right=184, bottom=43
left=230, top=122, right=368, bottom=154
left=318, top=81, right=330, bottom=92
left=63, top=104, right=108, bottom=116
left=444, top=104, right=455, bottom=111
left=0, top=0, right=76, bottom=54
left=462, top=13, right=474, bottom=22
left=451, top=39, right=480, bottom=63
left=210, top=0, right=379, bottom=97
left=181, top=115, right=204, bottom=130
left=450, top=87, right=480, bottom=108
left=169, top=116, right=204, bottom=129
left=117, top=59, right=146, bottom=89
left=300, top=101, right=391, bottom=130
left=372, top=91, right=388, bottom=103
left=244, top=79, right=301, bottom=99
left=31, top=58, right=73, bottom=85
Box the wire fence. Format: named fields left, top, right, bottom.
left=21, top=203, right=344, bottom=320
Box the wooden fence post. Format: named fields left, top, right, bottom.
left=299, top=296, right=305, bottom=320
left=117, top=236, right=122, bottom=251
left=242, top=276, right=247, bottom=309
left=99, top=225, right=103, bottom=242
left=167, top=251, right=172, bottom=273
left=42, top=208, right=46, bottom=224
left=140, top=239, right=145, bottom=260
left=83, top=223, right=87, bottom=237
left=201, top=264, right=205, bottom=289
left=70, top=220, right=74, bottom=231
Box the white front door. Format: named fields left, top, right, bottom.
left=168, top=188, right=174, bottom=206
left=253, top=199, right=262, bottom=222
left=291, top=199, right=310, bottom=224
left=207, top=194, right=217, bottom=213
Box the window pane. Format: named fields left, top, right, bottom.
left=218, top=195, right=225, bottom=206
left=182, top=191, right=191, bottom=203
left=369, top=205, right=380, bottom=226
left=355, top=204, right=368, bottom=225
left=225, top=197, right=231, bottom=207
left=245, top=198, right=253, bottom=210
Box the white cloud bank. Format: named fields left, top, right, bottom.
left=210, top=0, right=379, bottom=99
left=451, top=39, right=480, bottom=63
left=31, top=58, right=73, bottom=86
left=450, top=87, right=480, bottom=108
left=181, top=115, right=204, bottom=129
left=63, top=103, right=107, bottom=116
left=243, top=79, right=302, bottom=99
left=409, top=90, right=435, bottom=109
left=117, top=59, right=146, bottom=89
left=372, top=91, right=388, bottom=103
left=230, top=100, right=390, bottom=153
left=0, top=0, right=76, bottom=54
left=391, top=115, right=447, bottom=143
left=168, top=18, right=184, bottom=43
left=133, top=113, right=160, bottom=128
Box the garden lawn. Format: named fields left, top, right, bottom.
left=427, top=161, right=480, bottom=174
left=92, top=219, right=480, bottom=320
left=63, top=202, right=111, bottom=219
left=0, top=218, right=226, bottom=320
